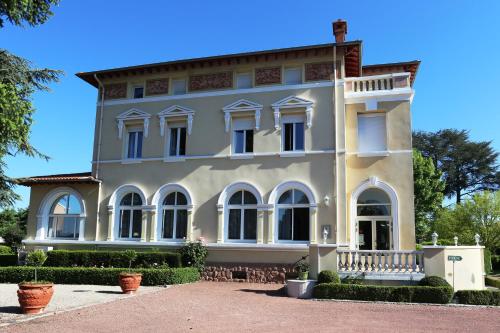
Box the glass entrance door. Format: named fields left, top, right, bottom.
left=357, top=219, right=391, bottom=250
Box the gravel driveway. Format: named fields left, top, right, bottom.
left=1, top=282, right=499, bottom=333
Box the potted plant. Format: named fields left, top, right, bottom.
left=295, top=259, right=310, bottom=280
left=17, top=250, right=54, bottom=314
left=118, top=250, right=142, bottom=294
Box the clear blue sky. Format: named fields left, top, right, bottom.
left=3, top=0, right=499, bottom=209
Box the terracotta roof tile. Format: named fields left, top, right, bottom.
left=362, top=60, right=420, bottom=86
left=17, top=172, right=100, bottom=186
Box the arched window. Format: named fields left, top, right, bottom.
left=119, top=192, right=143, bottom=239
left=227, top=190, right=257, bottom=241
left=356, top=188, right=392, bottom=250
left=277, top=189, right=310, bottom=242
left=161, top=192, right=188, bottom=240
left=47, top=193, right=82, bottom=239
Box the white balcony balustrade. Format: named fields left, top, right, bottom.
left=337, top=249, right=425, bottom=274
left=344, top=72, right=411, bottom=94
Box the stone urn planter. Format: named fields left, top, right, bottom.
left=286, top=279, right=316, bottom=299
left=17, top=282, right=54, bottom=314
left=118, top=273, right=142, bottom=294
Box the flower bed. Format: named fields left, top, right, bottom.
left=0, top=266, right=199, bottom=286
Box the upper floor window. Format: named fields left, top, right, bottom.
left=169, top=126, right=187, bottom=157
left=232, top=118, right=253, bottom=155
left=282, top=117, right=304, bottom=152
left=133, top=86, right=144, bottom=99
left=357, top=114, right=387, bottom=153
left=47, top=194, right=82, bottom=239
left=119, top=192, right=143, bottom=239
left=172, top=79, right=187, bottom=95
left=127, top=129, right=143, bottom=159
left=236, top=73, right=252, bottom=89
left=227, top=190, right=257, bottom=241
left=161, top=192, right=188, bottom=240
left=284, top=67, right=302, bottom=85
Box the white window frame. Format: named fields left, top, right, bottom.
left=231, top=118, right=253, bottom=156
left=167, top=123, right=187, bottom=157
left=117, top=193, right=143, bottom=241
left=124, top=127, right=143, bottom=160
left=225, top=191, right=258, bottom=243
left=355, top=217, right=393, bottom=250
left=236, top=72, right=253, bottom=89
left=172, top=78, right=187, bottom=95
left=275, top=189, right=311, bottom=244
left=284, top=67, right=303, bottom=85
left=357, top=113, right=388, bottom=155
left=160, top=192, right=189, bottom=241
left=281, top=115, right=305, bottom=153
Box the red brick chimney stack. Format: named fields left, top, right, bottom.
left=333, top=19, right=347, bottom=43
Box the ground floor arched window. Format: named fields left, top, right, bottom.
left=277, top=189, right=310, bottom=242
left=47, top=193, right=83, bottom=239
left=119, top=192, right=143, bottom=239
left=356, top=188, right=392, bottom=250
left=161, top=191, right=188, bottom=240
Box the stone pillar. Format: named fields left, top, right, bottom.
left=257, top=210, right=264, bottom=244
left=217, top=208, right=224, bottom=243
left=140, top=211, right=148, bottom=242
left=107, top=207, right=114, bottom=241
left=78, top=217, right=85, bottom=241
left=309, top=207, right=317, bottom=244
left=187, top=210, right=193, bottom=241
left=267, top=210, right=274, bottom=243
left=309, top=244, right=338, bottom=279
left=149, top=211, right=157, bottom=242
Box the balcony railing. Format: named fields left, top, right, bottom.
left=344, top=72, right=411, bottom=94
left=337, top=249, right=424, bottom=274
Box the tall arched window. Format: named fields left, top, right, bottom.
left=47, top=194, right=82, bottom=239
left=277, top=189, right=310, bottom=242
left=161, top=192, right=188, bottom=240
left=119, top=192, right=143, bottom=239
left=356, top=188, right=392, bottom=250
left=227, top=190, right=257, bottom=241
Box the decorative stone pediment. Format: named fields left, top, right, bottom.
left=271, top=96, right=314, bottom=130
left=157, top=105, right=195, bottom=136
left=116, top=108, right=151, bottom=139
left=222, top=99, right=263, bottom=132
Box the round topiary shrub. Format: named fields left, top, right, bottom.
left=418, top=276, right=451, bottom=288
left=317, top=270, right=340, bottom=284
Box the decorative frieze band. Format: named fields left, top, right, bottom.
left=305, top=62, right=334, bottom=82
left=255, top=67, right=281, bottom=86
left=189, top=72, right=233, bottom=91
left=146, top=78, right=169, bottom=96
left=104, top=83, right=127, bottom=100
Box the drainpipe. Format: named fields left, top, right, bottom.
left=333, top=44, right=338, bottom=246
left=93, top=74, right=105, bottom=241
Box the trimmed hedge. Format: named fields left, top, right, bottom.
left=313, top=283, right=453, bottom=304
left=418, top=276, right=451, bottom=288
left=0, top=266, right=199, bottom=286
left=317, top=270, right=340, bottom=284
left=44, top=250, right=182, bottom=268
left=485, top=276, right=500, bottom=289
left=455, top=290, right=500, bottom=306
left=0, top=245, right=13, bottom=254
left=0, top=254, right=17, bottom=267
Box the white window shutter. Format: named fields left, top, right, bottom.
left=358, top=115, right=387, bottom=152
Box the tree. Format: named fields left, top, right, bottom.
left=0, top=1, right=62, bottom=207
left=0, top=208, right=27, bottom=248
left=434, top=192, right=500, bottom=253
left=413, top=129, right=500, bottom=203
left=0, top=0, right=60, bottom=27
left=413, top=149, right=445, bottom=242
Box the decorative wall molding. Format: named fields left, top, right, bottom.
left=271, top=96, right=314, bottom=130
left=104, top=83, right=127, bottom=100
left=305, top=62, right=334, bottom=82
left=146, top=78, right=169, bottom=96
left=157, top=105, right=195, bottom=136
left=255, top=67, right=281, bottom=86
left=189, top=72, right=233, bottom=91
left=116, top=108, right=151, bottom=139
left=222, top=99, right=263, bottom=132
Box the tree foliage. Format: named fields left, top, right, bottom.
left=413, top=149, right=445, bottom=242
left=0, top=0, right=60, bottom=28
left=413, top=129, right=499, bottom=203
left=433, top=191, right=500, bottom=253
left=0, top=207, right=27, bottom=248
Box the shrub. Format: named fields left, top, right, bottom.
left=485, top=276, right=500, bottom=289
left=0, top=254, right=17, bottom=267
left=484, top=249, right=492, bottom=275
left=178, top=241, right=208, bottom=272
left=0, top=245, right=13, bottom=254
left=455, top=290, right=500, bottom=306
left=342, top=275, right=365, bottom=285
left=492, top=255, right=500, bottom=271
left=317, top=270, right=340, bottom=284
left=26, top=250, right=48, bottom=283
left=44, top=250, right=182, bottom=268
left=418, top=276, right=451, bottom=288
left=0, top=266, right=199, bottom=286
left=313, top=283, right=453, bottom=304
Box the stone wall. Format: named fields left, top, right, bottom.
left=202, top=263, right=296, bottom=284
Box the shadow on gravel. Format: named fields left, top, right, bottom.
left=238, top=286, right=287, bottom=297
left=95, top=290, right=123, bottom=295
left=0, top=306, right=21, bottom=314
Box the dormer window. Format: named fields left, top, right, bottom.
left=284, top=67, right=302, bottom=85
left=236, top=73, right=252, bottom=89
left=133, top=86, right=144, bottom=99
left=172, top=79, right=187, bottom=95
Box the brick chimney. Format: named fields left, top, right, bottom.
left=332, top=19, right=347, bottom=43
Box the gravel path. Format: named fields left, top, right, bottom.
left=1, top=282, right=499, bottom=333
left=0, top=284, right=162, bottom=327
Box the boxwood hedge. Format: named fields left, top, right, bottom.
left=44, top=250, right=182, bottom=268
left=0, top=254, right=18, bottom=267
left=313, top=283, right=453, bottom=304
left=455, top=290, right=500, bottom=306
left=0, top=266, right=199, bottom=286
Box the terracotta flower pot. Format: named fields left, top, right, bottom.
left=17, top=283, right=54, bottom=314
left=119, top=273, right=142, bottom=294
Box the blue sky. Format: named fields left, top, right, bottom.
left=2, top=0, right=499, bottom=208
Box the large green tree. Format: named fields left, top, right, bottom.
left=0, top=207, right=27, bottom=248
left=413, top=129, right=499, bottom=203
left=0, top=1, right=62, bottom=207
left=413, top=149, right=445, bottom=242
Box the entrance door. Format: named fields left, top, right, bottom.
left=357, top=219, right=391, bottom=250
